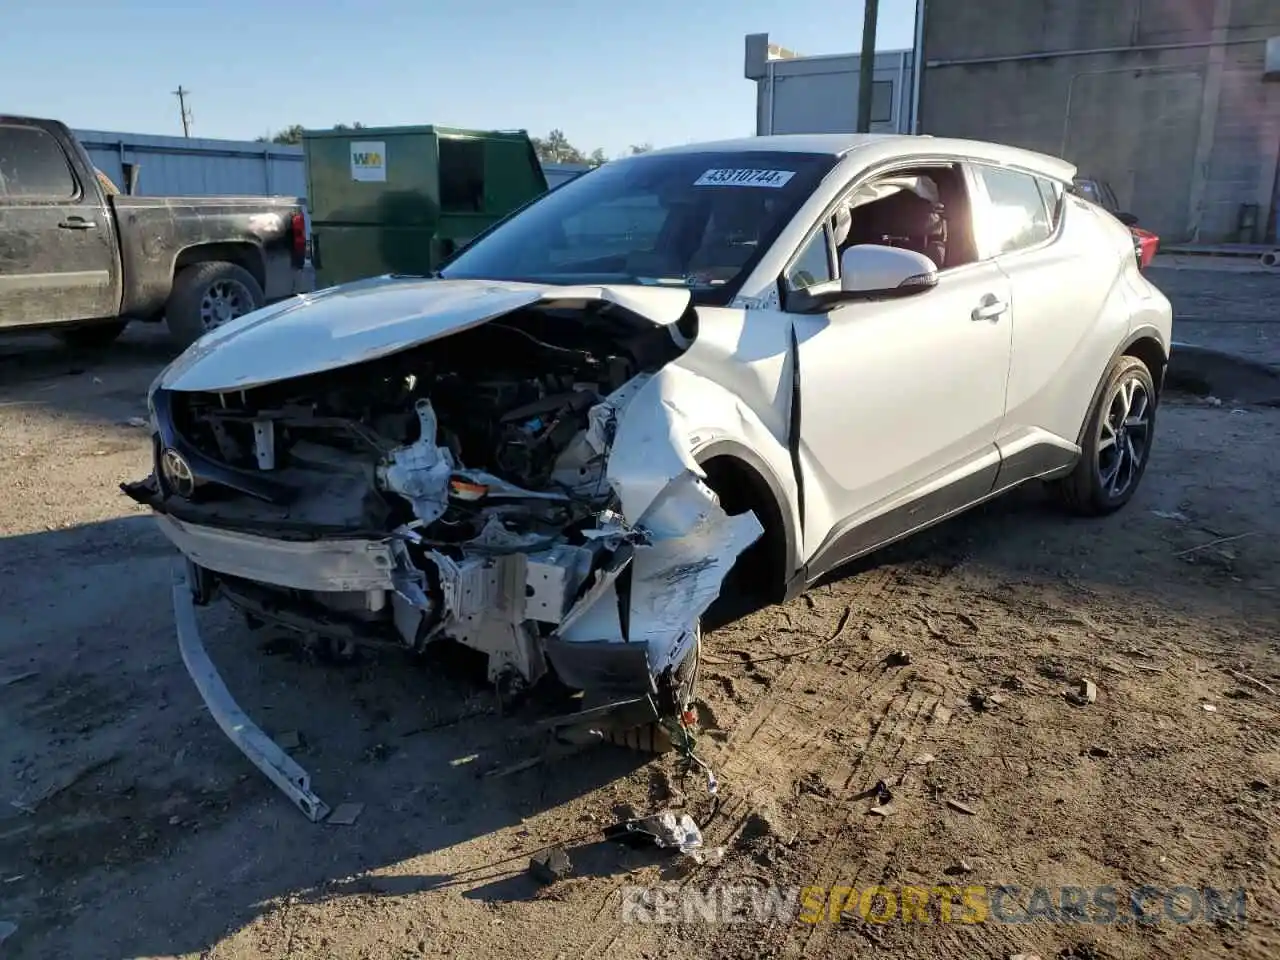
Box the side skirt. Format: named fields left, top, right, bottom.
left=800, top=440, right=1077, bottom=588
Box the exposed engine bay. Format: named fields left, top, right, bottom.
left=124, top=294, right=763, bottom=737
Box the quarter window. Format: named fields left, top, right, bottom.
left=975, top=165, right=1052, bottom=256
left=0, top=125, right=78, bottom=199
left=1037, top=178, right=1065, bottom=230
left=786, top=225, right=834, bottom=290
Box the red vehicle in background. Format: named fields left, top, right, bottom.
left=1073, top=177, right=1159, bottom=269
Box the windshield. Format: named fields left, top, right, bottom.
left=440, top=150, right=838, bottom=304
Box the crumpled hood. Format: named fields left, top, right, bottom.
left=157, top=276, right=693, bottom=394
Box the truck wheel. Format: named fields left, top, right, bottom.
left=167, top=261, right=264, bottom=349
left=55, top=320, right=128, bottom=349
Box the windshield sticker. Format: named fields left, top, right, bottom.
left=694, top=168, right=796, bottom=188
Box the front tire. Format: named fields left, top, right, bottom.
left=1053, top=355, right=1157, bottom=515
left=166, top=261, right=264, bottom=349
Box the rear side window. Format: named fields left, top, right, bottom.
left=1037, top=178, right=1065, bottom=229
left=0, top=125, right=78, bottom=199
left=975, top=165, right=1052, bottom=256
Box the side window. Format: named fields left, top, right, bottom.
left=786, top=224, right=834, bottom=290
left=0, top=125, right=78, bottom=199
left=976, top=166, right=1052, bottom=256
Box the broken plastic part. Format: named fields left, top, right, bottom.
left=377, top=399, right=455, bottom=524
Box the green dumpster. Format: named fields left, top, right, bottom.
left=303, top=125, right=548, bottom=288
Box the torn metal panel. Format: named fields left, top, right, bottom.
left=555, top=471, right=762, bottom=683
left=171, top=564, right=330, bottom=822
left=626, top=473, right=763, bottom=658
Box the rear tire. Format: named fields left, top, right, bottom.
left=55, top=320, right=128, bottom=349
left=166, top=261, right=264, bottom=349
left=1053, top=355, right=1157, bottom=516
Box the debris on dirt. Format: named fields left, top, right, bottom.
left=909, top=753, right=937, bottom=766
left=1037, top=659, right=1070, bottom=682
left=0, top=671, right=37, bottom=687
left=528, top=846, right=573, bottom=885
left=944, top=859, right=974, bottom=876
left=796, top=771, right=836, bottom=800
left=124, top=416, right=149, bottom=428
left=605, top=810, right=704, bottom=855
left=1001, top=675, right=1027, bottom=691
left=1087, top=746, right=1113, bottom=758
left=969, top=687, right=1006, bottom=711
left=649, top=767, right=684, bottom=806
left=0, top=920, right=15, bottom=946
left=1174, top=531, right=1256, bottom=558
left=1248, top=779, right=1270, bottom=792
left=484, top=756, right=544, bottom=779
left=945, top=799, right=977, bottom=816
left=883, top=649, right=913, bottom=667
left=275, top=730, right=302, bottom=750
left=1225, top=668, right=1277, bottom=695
left=1201, top=703, right=1218, bottom=712
left=1151, top=509, right=1189, bottom=521
left=1009, top=954, right=1043, bottom=960
left=852, top=780, right=895, bottom=806
left=328, top=803, right=365, bottom=826
left=868, top=802, right=897, bottom=817
left=1065, top=679, right=1098, bottom=706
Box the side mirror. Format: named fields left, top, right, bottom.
left=1115, top=211, right=1139, bottom=227
left=839, top=244, right=938, bottom=297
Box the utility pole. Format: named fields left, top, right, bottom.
left=856, top=0, right=880, bottom=132
left=172, top=86, right=192, bottom=138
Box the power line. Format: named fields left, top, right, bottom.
left=172, top=85, right=193, bottom=138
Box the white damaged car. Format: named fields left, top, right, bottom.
left=125, top=135, right=1172, bottom=818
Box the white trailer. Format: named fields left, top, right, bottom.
left=744, top=32, right=917, bottom=137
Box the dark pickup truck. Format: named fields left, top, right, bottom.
left=0, top=115, right=311, bottom=348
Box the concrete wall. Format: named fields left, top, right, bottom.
left=920, top=0, right=1280, bottom=243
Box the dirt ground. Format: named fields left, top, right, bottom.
left=2, top=267, right=1279, bottom=960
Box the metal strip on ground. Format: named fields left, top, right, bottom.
left=171, top=564, right=331, bottom=822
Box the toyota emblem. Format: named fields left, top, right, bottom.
left=160, top=448, right=196, bottom=498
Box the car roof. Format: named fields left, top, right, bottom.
left=646, top=133, right=1076, bottom=183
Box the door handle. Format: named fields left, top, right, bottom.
left=971, top=294, right=1008, bottom=322
left=58, top=217, right=97, bottom=230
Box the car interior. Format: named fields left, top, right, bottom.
left=835, top=163, right=978, bottom=272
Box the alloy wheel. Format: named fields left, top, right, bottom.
left=1096, top=373, right=1152, bottom=499
left=199, top=278, right=254, bottom=331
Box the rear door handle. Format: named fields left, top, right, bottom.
left=58, top=217, right=97, bottom=230
left=971, top=294, right=1008, bottom=322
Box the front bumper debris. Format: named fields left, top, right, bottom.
left=172, top=562, right=331, bottom=822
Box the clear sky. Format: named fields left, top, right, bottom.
left=2, top=0, right=919, bottom=154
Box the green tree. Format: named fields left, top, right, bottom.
left=588, top=147, right=608, bottom=167
left=531, top=129, right=587, bottom=165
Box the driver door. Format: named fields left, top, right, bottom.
left=786, top=182, right=1014, bottom=577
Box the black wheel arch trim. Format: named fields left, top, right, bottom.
left=1075, top=326, right=1168, bottom=448
left=693, top=437, right=800, bottom=596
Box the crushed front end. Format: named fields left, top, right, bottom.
left=124, top=290, right=761, bottom=815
